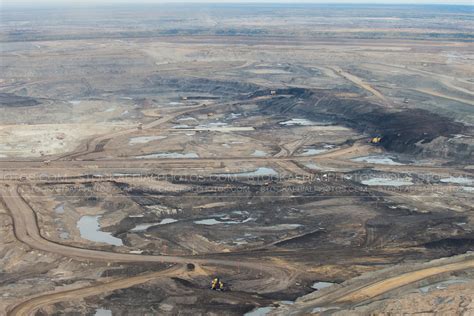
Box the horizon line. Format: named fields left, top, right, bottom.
left=2, top=1, right=474, bottom=7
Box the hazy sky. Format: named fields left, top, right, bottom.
left=2, top=0, right=473, bottom=5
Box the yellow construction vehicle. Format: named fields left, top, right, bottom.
left=369, top=136, right=382, bottom=144
left=211, top=277, right=224, bottom=291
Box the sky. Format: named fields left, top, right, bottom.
left=1, top=0, right=473, bottom=5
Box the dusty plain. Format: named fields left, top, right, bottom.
left=0, top=3, right=473, bottom=316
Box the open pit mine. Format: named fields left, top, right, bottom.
left=0, top=2, right=473, bottom=316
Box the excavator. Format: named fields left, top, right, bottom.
left=211, top=277, right=225, bottom=291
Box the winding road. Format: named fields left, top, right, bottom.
left=8, top=265, right=185, bottom=316
left=2, top=183, right=298, bottom=315
left=274, top=255, right=474, bottom=315
left=2, top=93, right=472, bottom=315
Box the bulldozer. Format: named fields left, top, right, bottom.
left=211, top=277, right=225, bottom=291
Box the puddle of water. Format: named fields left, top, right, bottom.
left=159, top=218, right=178, bottom=225
left=77, top=216, right=123, bottom=246
left=440, top=177, right=474, bottom=186
left=260, top=224, right=302, bottom=231
left=172, top=124, right=190, bottom=129
left=105, top=107, right=116, bottom=113
left=304, top=163, right=321, bottom=170
left=248, top=68, right=291, bottom=74
left=112, top=173, right=142, bottom=177
left=95, top=308, right=112, bottom=316
left=217, top=167, right=278, bottom=178
left=136, top=152, right=199, bottom=159
left=285, top=224, right=302, bottom=228
left=389, top=205, right=420, bottom=213
left=178, top=117, right=198, bottom=122
left=192, top=126, right=254, bottom=132
left=233, top=239, right=249, bottom=245
left=210, top=122, right=228, bottom=127
left=131, top=218, right=178, bottom=232
left=169, top=102, right=184, bottom=105
left=304, top=163, right=336, bottom=172
left=228, top=113, right=242, bottom=120
left=312, top=307, right=338, bottom=313
left=453, top=134, right=470, bottom=139
left=244, top=306, right=274, bottom=316
left=462, top=187, right=474, bottom=192
left=194, top=219, right=225, bottom=225
left=69, top=100, right=81, bottom=105
left=352, top=155, right=403, bottom=165
left=361, top=177, right=414, bottom=186
left=312, top=281, right=335, bottom=290
left=194, top=217, right=253, bottom=226
left=197, top=122, right=228, bottom=129
left=419, top=279, right=468, bottom=294
left=251, top=150, right=268, bottom=157
left=129, top=136, right=166, bottom=145
left=130, top=223, right=156, bottom=232
left=279, top=118, right=330, bottom=126
left=55, top=204, right=65, bottom=214
left=298, top=148, right=328, bottom=156
left=243, top=167, right=278, bottom=176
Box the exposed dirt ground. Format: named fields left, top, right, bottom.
left=0, top=3, right=473, bottom=316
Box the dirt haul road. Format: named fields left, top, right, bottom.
left=54, top=96, right=274, bottom=162
left=2, top=184, right=298, bottom=315
left=0, top=101, right=469, bottom=315
left=8, top=265, right=185, bottom=316
left=335, top=260, right=474, bottom=304
left=0, top=142, right=467, bottom=180
left=329, top=66, right=391, bottom=106
left=3, top=173, right=473, bottom=316
left=275, top=255, right=474, bottom=315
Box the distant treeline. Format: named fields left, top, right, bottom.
left=2, top=29, right=473, bottom=43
